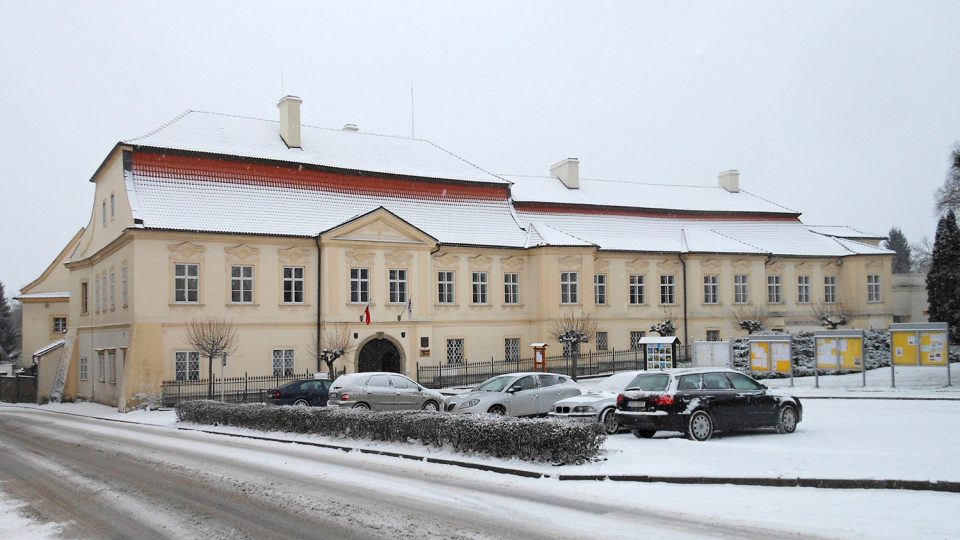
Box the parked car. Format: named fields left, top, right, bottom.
left=443, top=372, right=581, bottom=417
left=265, top=378, right=331, bottom=407
left=549, top=370, right=645, bottom=434
left=327, top=372, right=444, bottom=411
left=615, top=368, right=802, bottom=441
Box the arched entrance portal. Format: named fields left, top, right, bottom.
left=357, top=338, right=402, bottom=373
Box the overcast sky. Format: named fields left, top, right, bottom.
left=2, top=1, right=959, bottom=293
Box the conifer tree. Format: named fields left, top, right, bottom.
left=0, top=281, right=15, bottom=352
left=883, top=227, right=913, bottom=273
left=926, top=211, right=960, bottom=342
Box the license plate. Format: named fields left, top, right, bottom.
left=329, top=392, right=338, bottom=400
left=628, top=400, right=646, bottom=408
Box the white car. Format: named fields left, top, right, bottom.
left=442, top=372, right=580, bottom=416
left=549, top=370, right=646, bottom=434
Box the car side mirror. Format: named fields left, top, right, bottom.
left=760, top=384, right=768, bottom=391
left=418, top=385, right=424, bottom=392
left=507, top=386, right=520, bottom=393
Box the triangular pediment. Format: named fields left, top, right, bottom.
left=325, top=207, right=437, bottom=246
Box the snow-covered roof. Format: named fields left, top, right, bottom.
left=124, top=111, right=507, bottom=185
left=14, top=291, right=69, bottom=300
left=505, top=175, right=798, bottom=215
left=639, top=336, right=681, bottom=344
left=807, top=225, right=883, bottom=239
left=33, top=339, right=65, bottom=358
left=515, top=210, right=893, bottom=257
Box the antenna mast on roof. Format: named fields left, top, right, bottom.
left=410, top=79, right=415, bottom=138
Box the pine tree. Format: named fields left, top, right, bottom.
left=883, top=227, right=913, bottom=273
left=0, top=281, right=14, bottom=352
left=926, top=211, right=960, bottom=342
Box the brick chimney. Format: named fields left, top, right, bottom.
left=550, top=158, right=580, bottom=189
left=719, top=170, right=740, bottom=193
left=278, top=95, right=302, bottom=148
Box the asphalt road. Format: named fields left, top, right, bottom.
left=0, top=408, right=822, bottom=540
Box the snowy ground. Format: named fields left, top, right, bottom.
left=0, top=490, right=61, bottom=540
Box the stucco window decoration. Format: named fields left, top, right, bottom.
left=231, top=265, right=254, bottom=304
left=504, top=272, right=520, bottom=304
left=175, top=351, right=200, bottom=381
left=824, top=276, right=838, bottom=304
left=797, top=275, right=811, bottom=304
left=283, top=266, right=305, bottom=303
left=471, top=272, right=488, bottom=304
left=659, top=275, right=676, bottom=305
left=121, top=266, right=129, bottom=307
left=437, top=271, right=455, bottom=304
left=447, top=338, right=464, bottom=364
left=272, top=349, right=294, bottom=377
left=389, top=269, right=408, bottom=304
left=767, top=275, right=782, bottom=304
left=867, top=274, right=881, bottom=303
left=109, top=271, right=116, bottom=310
left=703, top=275, right=719, bottom=304
left=350, top=268, right=370, bottom=303
left=560, top=272, right=579, bottom=304
left=629, top=275, right=645, bottom=305
left=94, top=275, right=101, bottom=313
left=174, top=263, right=200, bottom=303
left=734, top=274, right=749, bottom=304
left=594, top=274, right=606, bottom=305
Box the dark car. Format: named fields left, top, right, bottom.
left=266, top=378, right=331, bottom=407
left=615, top=368, right=802, bottom=441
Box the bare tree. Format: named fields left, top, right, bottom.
left=548, top=311, right=596, bottom=380
left=811, top=302, right=848, bottom=330
left=912, top=236, right=933, bottom=273
left=731, top=305, right=768, bottom=335
left=185, top=318, right=238, bottom=398
left=307, top=324, right=355, bottom=376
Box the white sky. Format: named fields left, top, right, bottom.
left=1, top=1, right=959, bottom=292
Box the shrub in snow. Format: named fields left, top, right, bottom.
left=175, top=401, right=606, bottom=465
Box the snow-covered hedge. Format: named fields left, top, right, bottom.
left=175, top=401, right=606, bottom=465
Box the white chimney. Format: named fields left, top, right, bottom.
left=719, top=170, right=740, bottom=193
left=550, top=158, right=580, bottom=189
left=277, top=95, right=302, bottom=148
left=342, top=124, right=359, bottom=132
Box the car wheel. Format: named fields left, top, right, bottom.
left=293, top=399, right=309, bottom=407
left=487, top=405, right=506, bottom=415
left=776, top=405, right=798, bottom=434
left=421, top=400, right=439, bottom=412
left=600, top=408, right=619, bottom=434
left=632, top=429, right=656, bottom=439
left=352, top=402, right=370, bottom=410
left=686, top=410, right=714, bottom=441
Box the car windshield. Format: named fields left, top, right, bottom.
left=473, top=375, right=516, bottom=392
left=593, top=372, right=642, bottom=393
left=624, top=373, right=670, bottom=392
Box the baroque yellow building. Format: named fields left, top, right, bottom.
left=24, top=96, right=895, bottom=409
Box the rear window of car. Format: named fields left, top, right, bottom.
left=390, top=376, right=411, bottom=389
left=702, top=372, right=733, bottom=390
left=677, top=374, right=701, bottom=391
left=726, top=372, right=764, bottom=391
left=625, top=373, right=670, bottom=392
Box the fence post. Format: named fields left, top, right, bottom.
left=244, top=372, right=248, bottom=403
left=490, top=357, right=494, bottom=380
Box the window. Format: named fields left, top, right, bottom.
left=678, top=374, right=701, bottom=390
left=630, top=331, right=645, bottom=350
left=101, top=274, right=107, bottom=312
left=702, top=372, right=732, bottom=390
left=437, top=271, right=455, bottom=304
left=107, top=349, right=117, bottom=383
left=504, top=338, right=520, bottom=361
left=121, top=266, right=128, bottom=307
left=706, top=330, right=721, bottom=342
left=594, top=274, right=606, bottom=305
left=726, top=371, right=763, bottom=391
left=767, top=275, right=782, bottom=304
left=389, top=269, right=408, bottom=304
left=272, top=349, right=295, bottom=377
left=283, top=266, right=305, bottom=303
left=109, top=271, right=116, bottom=310
left=420, top=337, right=429, bottom=348
left=560, top=272, right=579, bottom=304
left=734, top=274, right=749, bottom=304
left=471, top=272, right=488, bottom=304
left=231, top=265, right=254, bottom=304
left=102, top=201, right=107, bottom=226
left=79, top=356, right=88, bottom=381
left=504, top=273, right=520, bottom=304
left=94, top=275, right=101, bottom=313
left=350, top=268, right=370, bottom=303
left=110, top=194, right=116, bottom=218
left=174, top=263, right=200, bottom=303
left=175, top=351, right=200, bottom=381
left=629, top=275, right=645, bottom=305
left=660, top=275, right=676, bottom=305
left=447, top=338, right=464, bottom=364
left=703, top=275, right=719, bottom=304
left=97, top=351, right=105, bottom=382
left=867, top=274, right=881, bottom=302
left=81, top=281, right=89, bottom=314
left=824, top=276, right=837, bottom=304
left=797, top=275, right=810, bottom=304
left=52, top=317, right=67, bottom=333
left=596, top=331, right=608, bottom=351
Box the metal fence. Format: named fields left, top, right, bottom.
left=160, top=369, right=339, bottom=407
left=416, top=346, right=692, bottom=389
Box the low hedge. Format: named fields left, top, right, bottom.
left=176, top=401, right=606, bottom=465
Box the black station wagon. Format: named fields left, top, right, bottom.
left=266, top=378, right=331, bottom=407
left=615, top=368, right=802, bottom=441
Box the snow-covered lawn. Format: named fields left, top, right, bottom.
left=0, top=491, right=61, bottom=539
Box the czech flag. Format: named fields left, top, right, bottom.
left=361, top=304, right=371, bottom=325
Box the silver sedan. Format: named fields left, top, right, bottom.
left=549, top=370, right=645, bottom=434
left=327, top=372, right=445, bottom=411
left=442, top=372, right=580, bottom=416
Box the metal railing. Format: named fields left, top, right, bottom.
left=160, top=369, right=339, bottom=407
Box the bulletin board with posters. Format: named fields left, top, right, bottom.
left=813, top=329, right=865, bottom=387
left=889, top=322, right=951, bottom=387
left=748, top=335, right=794, bottom=386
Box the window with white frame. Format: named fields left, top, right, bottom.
left=174, top=263, right=200, bottom=303
left=596, top=331, right=608, bottom=351
left=629, top=275, right=645, bottom=305
left=767, top=275, right=782, bottom=304
left=283, top=266, right=305, bottom=303
left=706, top=330, right=721, bottom=342
left=107, top=349, right=117, bottom=383
left=593, top=274, right=606, bottom=305
left=121, top=266, right=128, bottom=307
left=389, top=269, right=408, bottom=304
left=79, top=356, right=88, bottom=381
left=560, top=272, right=579, bottom=304
left=630, top=331, right=646, bottom=350
left=175, top=351, right=200, bottom=381
left=734, top=274, right=749, bottom=304
left=703, top=275, right=719, bottom=304
left=867, top=274, right=881, bottom=302
left=231, top=265, right=254, bottom=304
left=272, top=349, right=295, bottom=377
left=52, top=317, right=67, bottom=333
left=797, top=275, right=810, bottom=304
left=109, top=270, right=116, bottom=310
left=350, top=268, right=370, bottom=303
left=504, top=337, right=520, bottom=361
left=660, top=275, right=676, bottom=305
left=447, top=338, right=464, bottom=364
left=437, top=271, right=455, bottom=304
left=97, top=351, right=105, bottom=382
left=824, top=276, right=838, bottom=303
left=101, top=274, right=107, bottom=312
left=471, top=272, right=488, bottom=304
left=504, top=273, right=520, bottom=304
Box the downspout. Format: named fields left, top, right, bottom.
left=679, top=228, right=689, bottom=350
left=315, top=235, right=322, bottom=373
